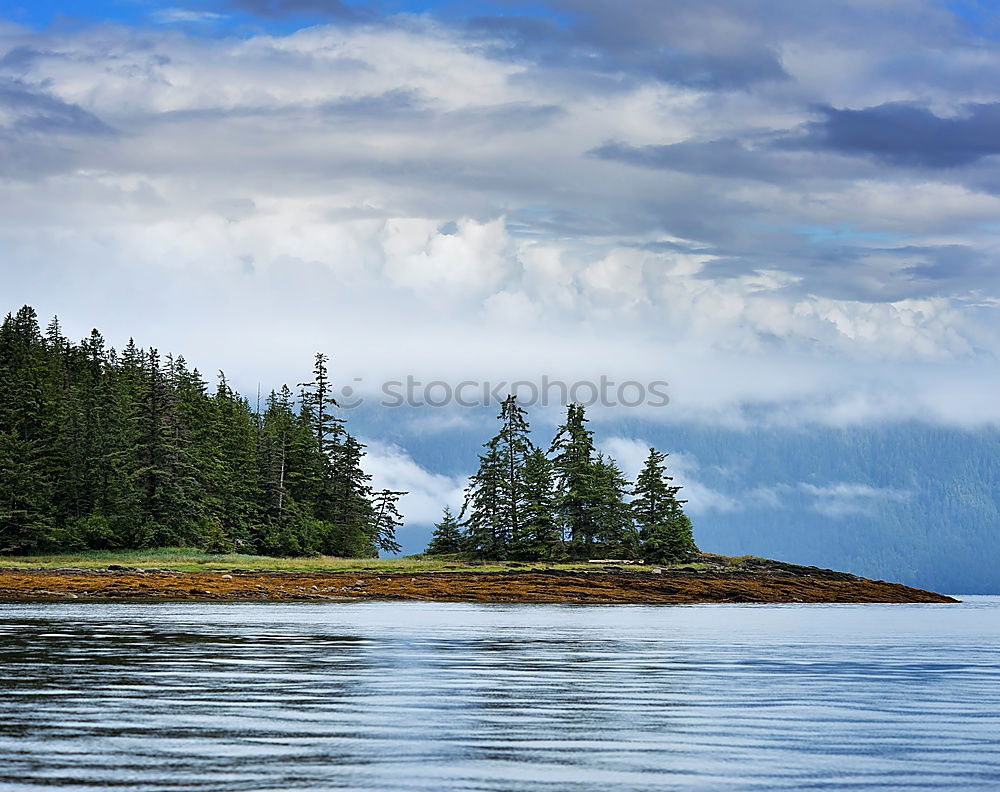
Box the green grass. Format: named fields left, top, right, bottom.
left=0, top=548, right=715, bottom=574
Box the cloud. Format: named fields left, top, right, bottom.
left=224, top=0, right=362, bottom=19
left=151, top=9, right=227, bottom=24
left=0, top=78, right=114, bottom=136
left=1, top=2, right=999, bottom=427
left=788, top=102, right=1000, bottom=168
left=600, top=435, right=914, bottom=517
left=798, top=482, right=911, bottom=516
left=361, top=439, right=466, bottom=525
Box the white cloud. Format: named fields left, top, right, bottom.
left=1, top=11, right=999, bottom=427
left=151, top=9, right=225, bottom=24
left=361, top=439, right=465, bottom=525
left=798, top=482, right=911, bottom=516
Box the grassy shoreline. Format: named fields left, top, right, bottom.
left=0, top=547, right=711, bottom=574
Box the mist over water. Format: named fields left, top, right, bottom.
left=1, top=600, right=998, bottom=791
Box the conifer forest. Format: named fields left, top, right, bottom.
left=0, top=306, right=402, bottom=557
left=1, top=305, right=696, bottom=562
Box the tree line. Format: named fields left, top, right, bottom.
left=426, top=396, right=697, bottom=562
left=0, top=306, right=402, bottom=556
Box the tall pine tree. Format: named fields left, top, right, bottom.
left=632, top=447, right=697, bottom=562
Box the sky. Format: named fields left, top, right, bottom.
left=3, top=0, right=1000, bottom=442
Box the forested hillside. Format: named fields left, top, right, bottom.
left=0, top=306, right=402, bottom=557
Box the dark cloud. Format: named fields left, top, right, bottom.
left=319, top=88, right=424, bottom=117
left=592, top=139, right=785, bottom=182
left=466, top=12, right=787, bottom=90
left=789, top=102, right=1000, bottom=168
left=142, top=91, right=560, bottom=139
left=699, top=243, right=993, bottom=303
left=224, top=0, right=363, bottom=18
left=589, top=137, right=884, bottom=187
left=444, top=101, right=564, bottom=130
left=0, top=47, right=51, bottom=72
left=0, top=79, right=114, bottom=136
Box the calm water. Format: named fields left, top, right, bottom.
left=0, top=598, right=998, bottom=791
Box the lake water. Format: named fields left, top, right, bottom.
left=0, top=598, right=998, bottom=791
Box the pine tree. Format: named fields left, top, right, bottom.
left=426, top=506, right=463, bottom=555
left=514, top=448, right=560, bottom=559
left=549, top=403, right=600, bottom=555
left=460, top=437, right=506, bottom=558
left=496, top=395, right=533, bottom=543
left=632, top=447, right=697, bottom=562
left=370, top=488, right=405, bottom=555
left=592, top=454, right=638, bottom=557
left=460, top=396, right=533, bottom=559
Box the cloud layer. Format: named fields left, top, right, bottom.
left=2, top=1, right=1000, bottom=425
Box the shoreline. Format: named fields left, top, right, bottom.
left=0, top=564, right=957, bottom=604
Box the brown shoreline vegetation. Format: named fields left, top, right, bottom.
left=0, top=557, right=956, bottom=604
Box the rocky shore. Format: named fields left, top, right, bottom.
left=0, top=559, right=957, bottom=604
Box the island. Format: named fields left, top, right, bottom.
left=0, top=553, right=955, bottom=603
left=0, top=306, right=957, bottom=605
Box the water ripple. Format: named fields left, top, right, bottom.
left=0, top=599, right=998, bottom=791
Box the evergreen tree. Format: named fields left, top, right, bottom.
left=592, top=454, right=638, bottom=557
left=514, top=448, right=560, bottom=559
left=632, top=447, right=697, bottom=562
left=0, top=308, right=53, bottom=551
left=0, top=307, right=405, bottom=559
left=549, top=403, right=601, bottom=555
left=460, top=396, right=533, bottom=558
left=326, top=434, right=376, bottom=555
left=460, top=437, right=506, bottom=558
left=258, top=387, right=297, bottom=525
left=298, top=352, right=344, bottom=456
left=426, top=506, right=463, bottom=555
left=370, top=488, right=405, bottom=555
left=496, top=395, right=533, bottom=544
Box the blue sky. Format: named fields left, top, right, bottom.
left=4, top=0, right=996, bottom=31
left=2, top=0, right=575, bottom=32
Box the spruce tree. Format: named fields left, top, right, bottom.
left=460, top=396, right=533, bottom=559
left=0, top=308, right=53, bottom=551
left=460, top=437, right=506, bottom=558
left=592, top=454, right=638, bottom=557
left=426, top=506, right=463, bottom=555
left=549, top=403, right=600, bottom=555
left=327, top=434, right=376, bottom=555
left=370, top=488, right=405, bottom=555
left=496, top=395, right=533, bottom=544
left=632, top=447, right=697, bottom=562
left=515, top=448, right=560, bottom=559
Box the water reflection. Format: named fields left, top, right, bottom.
left=0, top=600, right=998, bottom=791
